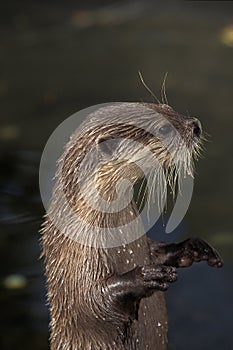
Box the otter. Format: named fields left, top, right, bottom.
left=41, top=102, right=223, bottom=350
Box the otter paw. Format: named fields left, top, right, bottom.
left=179, top=238, right=223, bottom=268
left=136, top=265, right=177, bottom=292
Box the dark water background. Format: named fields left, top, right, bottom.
left=0, top=1, right=233, bottom=349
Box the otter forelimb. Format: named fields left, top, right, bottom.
left=105, top=264, right=177, bottom=319
left=148, top=238, right=223, bottom=268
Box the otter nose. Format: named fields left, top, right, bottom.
left=190, top=118, right=202, bottom=138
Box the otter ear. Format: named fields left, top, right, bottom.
left=96, top=135, right=116, bottom=157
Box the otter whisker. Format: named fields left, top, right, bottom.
left=138, top=71, right=161, bottom=104
left=136, top=175, right=148, bottom=212
left=161, top=72, right=169, bottom=105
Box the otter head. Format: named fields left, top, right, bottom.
left=92, top=103, right=202, bottom=193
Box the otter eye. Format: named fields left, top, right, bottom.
left=158, top=123, right=173, bottom=136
